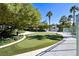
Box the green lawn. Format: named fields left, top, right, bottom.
left=0, top=32, right=63, bottom=56
left=0, top=35, right=23, bottom=46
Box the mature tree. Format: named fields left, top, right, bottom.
left=68, top=15, right=72, bottom=21
left=39, top=20, right=49, bottom=31
left=67, top=15, right=73, bottom=26
left=31, top=8, right=41, bottom=31
left=46, top=11, right=53, bottom=31
left=59, top=16, right=67, bottom=25
left=0, top=3, right=15, bottom=38
left=0, top=3, right=41, bottom=38
left=6, top=3, right=41, bottom=30
left=59, top=15, right=71, bottom=31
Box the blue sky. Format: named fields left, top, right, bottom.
left=32, top=3, right=79, bottom=24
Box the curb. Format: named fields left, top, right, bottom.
left=36, top=39, right=66, bottom=56
left=0, top=32, right=33, bottom=49
left=0, top=36, right=26, bottom=49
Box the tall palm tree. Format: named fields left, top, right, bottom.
left=46, top=11, right=53, bottom=31
left=70, top=5, right=79, bottom=34
left=70, top=5, right=79, bottom=25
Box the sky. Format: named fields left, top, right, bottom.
left=32, top=3, right=79, bottom=24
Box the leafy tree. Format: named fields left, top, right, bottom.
left=30, top=8, right=41, bottom=31
left=67, top=15, right=73, bottom=26
left=39, top=20, right=49, bottom=31
left=59, top=15, right=71, bottom=31
left=59, top=16, right=67, bottom=25
left=0, top=3, right=15, bottom=38
left=0, top=3, right=41, bottom=38
left=68, top=15, right=72, bottom=21
left=6, top=3, right=41, bottom=30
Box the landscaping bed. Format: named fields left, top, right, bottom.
left=0, top=35, right=23, bottom=46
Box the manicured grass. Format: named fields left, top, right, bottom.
left=0, top=32, right=63, bottom=56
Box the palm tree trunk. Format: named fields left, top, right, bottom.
left=49, top=17, right=51, bottom=31
left=72, top=11, right=76, bottom=34
left=73, top=11, right=76, bottom=25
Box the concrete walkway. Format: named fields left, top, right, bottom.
left=18, top=31, right=33, bottom=36
left=15, top=32, right=76, bottom=56
left=36, top=32, right=76, bottom=56
left=0, top=31, right=33, bottom=48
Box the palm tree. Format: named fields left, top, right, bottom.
left=46, top=11, right=53, bottom=31
left=70, top=5, right=79, bottom=25
left=70, top=5, right=79, bottom=34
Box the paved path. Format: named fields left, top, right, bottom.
left=18, top=31, right=33, bottom=35
left=15, top=32, right=76, bottom=56
left=36, top=32, right=76, bottom=56
left=0, top=31, right=33, bottom=48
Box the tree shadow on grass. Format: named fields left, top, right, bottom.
left=45, top=35, right=63, bottom=40
left=28, top=34, right=63, bottom=40
left=28, top=35, right=45, bottom=40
